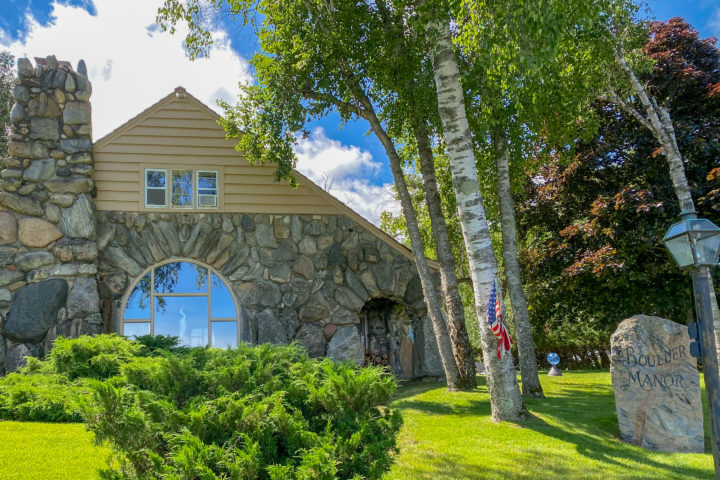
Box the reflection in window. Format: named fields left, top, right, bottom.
left=121, top=261, right=239, bottom=348
left=146, top=169, right=167, bottom=207
left=123, top=322, right=150, bottom=338
left=171, top=169, right=193, bottom=207
left=197, top=171, right=218, bottom=208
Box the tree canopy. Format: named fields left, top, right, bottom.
left=518, top=18, right=720, bottom=350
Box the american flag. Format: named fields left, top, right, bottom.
left=487, top=279, right=513, bottom=359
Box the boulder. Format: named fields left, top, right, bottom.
left=256, top=310, right=287, bottom=345
left=29, top=118, right=60, bottom=141
left=294, top=323, right=326, bottom=358
left=0, top=192, right=44, bottom=216
left=2, top=279, right=68, bottom=343
left=4, top=342, right=42, bottom=373
left=52, top=238, right=98, bottom=262
left=334, top=286, right=365, bottom=312
left=8, top=141, right=48, bottom=159
left=0, top=212, right=18, bottom=244
left=326, top=325, right=364, bottom=365
left=299, top=294, right=330, bottom=322
left=63, top=101, right=91, bottom=125
left=610, top=315, right=703, bottom=453
left=0, top=269, right=24, bottom=287
left=15, top=251, right=57, bottom=272
left=255, top=223, right=277, bottom=248
left=293, top=256, right=314, bottom=279
left=18, top=218, right=63, bottom=247
left=65, top=277, right=100, bottom=319
left=60, top=193, right=95, bottom=239
left=23, top=158, right=56, bottom=182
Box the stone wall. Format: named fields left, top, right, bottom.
left=96, top=211, right=443, bottom=378
left=0, top=56, right=101, bottom=373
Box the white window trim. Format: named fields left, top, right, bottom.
left=196, top=170, right=219, bottom=209
left=120, top=260, right=241, bottom=348
left=145, top=168, right=168, bottom=208
left=170, top=169, right=194, bottom=209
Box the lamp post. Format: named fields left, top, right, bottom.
left=661, top=210, right=720, bottom=478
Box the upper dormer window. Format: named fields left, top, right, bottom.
left=171, top=169, right=193, bottom=207
left=146, top=169, right=167, bottom=207
left=197, top=170, right=218, bottom=208
left=144, top=168, right=218, bottom=209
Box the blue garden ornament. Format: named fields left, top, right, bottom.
left=547, top=352, right=562, bottom=376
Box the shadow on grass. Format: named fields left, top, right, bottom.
left=391, top=372, right=712, bottom=480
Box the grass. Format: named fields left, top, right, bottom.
left=0, top=421, right=110, bottom=480
left=0, top=371, right=713, bottom=479
left=384, top=371, right=713, bottom=480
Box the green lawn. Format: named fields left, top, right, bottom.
left=385, top=371, right=713, bottom=479
left=0, top=421, right=110, bottom=480
left=0, top=371, right=713, bottom=479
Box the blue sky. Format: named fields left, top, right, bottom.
left=1, top=0, right=718, bottom=224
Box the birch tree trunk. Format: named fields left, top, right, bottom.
left=614, top=51, right=720, bottom=361
left=414, top=119, right=477, bottom=390
left=492, top=131, right=544, bottom=398
left=425, top=15, right=527, bottom=421
left=355, top=95, right=461, bottom=389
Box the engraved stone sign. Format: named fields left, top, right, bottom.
left=610, top=315, right=703, bottom=453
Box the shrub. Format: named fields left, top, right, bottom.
left=50, top=334, right=143, bottom=380
left=0, top=334, right=402, bottom=478
left=0, top=335, right=144, bottom=421
left=85, top=342, right=402, bottom=479
left=133, top=334, right=180, bottom=352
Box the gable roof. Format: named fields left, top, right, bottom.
left=94, top=87, right=439, bottom=269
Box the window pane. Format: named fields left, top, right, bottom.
left=146, top=170, right=166, bottom=187
left=211, top=274, right=236, bottom=318
left=123, top=322, right=150, bottom=338
left=146, top=188, right=166, bottom=206
left=124, top=272, right=151, bottom=319
left=171, top=170, right=193, bottom=207
left=212, top=321, right=237, bottom=348
left=154, top=296, right=208, bottom=347
left=154, top=262, right=208, bottom=293
left=197, top=171, right=217, bottom=191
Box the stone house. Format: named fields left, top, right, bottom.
left=0, top=56, right=444, bottom=376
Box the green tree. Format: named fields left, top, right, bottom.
left=518, top=18, right=720, bottom=351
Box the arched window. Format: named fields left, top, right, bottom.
left=121, top=261, right=240, bottom=348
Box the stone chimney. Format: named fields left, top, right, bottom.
left=0, top=55, right=102, bottom=373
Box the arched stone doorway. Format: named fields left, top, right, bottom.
left=360, top=298, right=418, bottom=379
left=120, top=260, right=242, bottom=347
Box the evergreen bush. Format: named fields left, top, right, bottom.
left=0, top=335, right=402, bottom=479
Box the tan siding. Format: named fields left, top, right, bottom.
left=93, top=92, right=348, bottom=216
left=126, top=126, right=225, bottom=138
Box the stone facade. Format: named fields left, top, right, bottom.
left=0, top=56, right=443, bottom=377
left=96, top=210, right=442, bottom=378
left=0, top=56, right=101, bottom=373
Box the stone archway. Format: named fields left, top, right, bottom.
left=360, top=298, right=417, bottom=379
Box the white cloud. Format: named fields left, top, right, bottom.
left=708, top=9, right=720, bottom=38
left=0, top=0, right=252, bottom=138
left=295, top=128, right=400, bottom=225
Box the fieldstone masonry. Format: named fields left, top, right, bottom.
left=95, top=210, right=443, bottom=378
left=610, top=315, right=704, bottom=453
left=0, top=56, right=101, bottom=373
left=0, top=55, right=444, bottom=378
